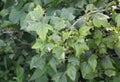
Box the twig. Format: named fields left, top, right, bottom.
left=14, top=0, right=18, bottom=6
left=69, top=9, right=106, bottom=29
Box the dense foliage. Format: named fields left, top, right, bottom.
left=0, top=0, right=120, bottom=82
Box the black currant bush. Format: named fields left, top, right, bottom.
left=0, top=0, right=120, bottom=82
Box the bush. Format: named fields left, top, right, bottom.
left=0, top=0, right=120, bottom=82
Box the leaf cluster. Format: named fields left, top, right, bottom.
left=0, top=0, right=120, bottom=82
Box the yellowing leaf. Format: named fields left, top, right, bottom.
left=79, top=25, right=92, bottom=36
left=105, top=70, right=116, bottom=77
left=62, top=32, right=71, bottom=41
left=32, top=39, right=45, bottom=50
left=37, top=24, right=52, bottom=41
left=74, top=37, right=89, bottom=57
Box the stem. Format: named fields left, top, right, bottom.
left=69, top=9, right=106, bottom=29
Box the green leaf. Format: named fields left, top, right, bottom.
left=50, top=17, right=66, bottom=31
left=93, top=30, right=103, bottom=45
left=110, top=74, right=120, bottom=82
left=16, top=65, right=24, bottom=82
left=35, top=75, right=48, bottom=82
left=0, top=9, right=9, bottom=17
left=37, top=24, right=52, bottom=41
left=81, top=62, right=92, bottom=78
left=60, top=8, right=75, bottom=21
left=9, top=8, right=25, bottom=24
left=52, top=73, right=67, bottom=82
left=49, top=58, right=57, bottom=72
left=30, top=56, right=46, bottom=70
left=103, top=34, right=116, bottom=49
left=46, top=43, right=55, bottom=51
left=30, top=67, right=47, bottom=81
left=34, top=0, right=42, bottom=5
left=93, top=13, right=110, bottom=28
left=115, top=14, right=120, bottom=27
left=0, top=39, right=6, bottom=47
left=99, top=43, right=107, bottom=54
left=102, top=56, right=115, bottom=69
left=60, top=74, right=67, bottom=82
left=51, top=34, right=62, bottom=43
left=88, top=0, right=97, bottom=4
left=114, top=36, right=120, bottom=58
left=66, top=64, right=77, bottom=81
left=53, top=46, right=65, bottom=60
left=88, top=55, right=97, bottom=71
left=86, top=4, right=96, bottom=12
left=43, top=0, right=52, bottom=5
left=105, top=70, right=116, bottom=77
left=76, top=0, right=87, bottom=8
left=68, top=56, right=80, bottom=66
left=21, top=5, right=44, bottom=31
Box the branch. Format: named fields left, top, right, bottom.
left=14, top=0, right=18, bottom=6
left=69, top=9, right=106, bottom=29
